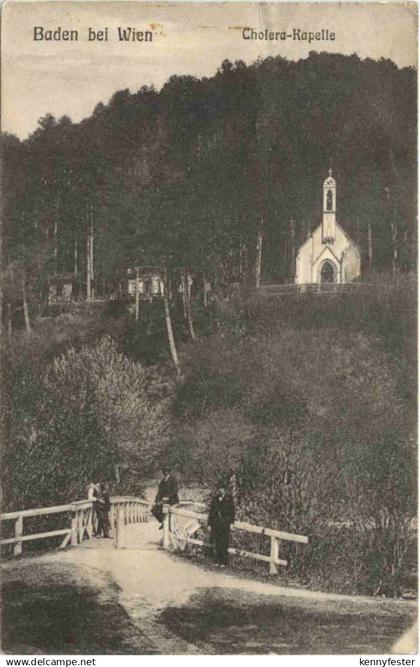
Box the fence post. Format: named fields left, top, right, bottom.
left=71, top=506, right=78, bottom=546
left=78, top=508, right=84, bottom=543
left=269, top=536, right=279, bottom=575
left=115, top=505, right=125, bottom=549
left=93, top=504, right=98, bottom=536
left=14, top=515, right=23, bottom=556
left=162, top=504, right=170, bottom=549
left=87, top=505, right=93, bottom=538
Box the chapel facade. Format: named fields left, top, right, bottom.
left=295, top=170, right=361, bottom=285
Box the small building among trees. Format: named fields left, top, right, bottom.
left=295, top=170, right=361, bottom=285
left=127, top=267, right=164, bottom=300
left=48, top=273, right=84, bottom=303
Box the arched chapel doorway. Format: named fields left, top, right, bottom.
left=320, top=260, right=336, bottom=284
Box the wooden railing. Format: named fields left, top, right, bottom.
left=1, top=496, right=149, bottom=557
left=163, top=504, right=308, bottom=575
left=1, top=503, right=76, bottom=557
left=112, top=497, right=149, bottom=548
left=258, top=282, right=368, bottom=297
left=1, top=496, right=308, bottom=575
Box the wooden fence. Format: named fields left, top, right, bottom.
left=1, top=496, right=308, bottom=575
left=163, top=504, right=308, bottom=575
left=258, top=282, right=369, bottom=297
left=1, top=496, right=149, bottom=557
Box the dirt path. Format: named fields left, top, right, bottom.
left=2, top=520, right=417, bottom=654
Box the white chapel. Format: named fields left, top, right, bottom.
left=295, top=170, right=361, bottom=285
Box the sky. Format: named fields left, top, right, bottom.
left=1, top=1, right=417, bottom=139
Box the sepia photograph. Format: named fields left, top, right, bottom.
left=0, top=0, right=418, bottom=657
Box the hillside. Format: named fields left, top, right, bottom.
left=167, top=277, right=416, bottom=595
left=2, top=275, right=415, bottom=596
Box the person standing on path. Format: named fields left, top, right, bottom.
left=87, top=480, right=100, bottom=502
left=95, top=482, right=111, bottom=538
left=152, top=466, right=179, bottom=527
left=208, top=480, right=235, bottom=567
left=87, top=480, right=100, bottom=535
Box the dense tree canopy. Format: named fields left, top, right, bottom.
left=1, top=52, right=417, bottom=315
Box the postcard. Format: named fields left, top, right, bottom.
left=1, top=0, right=417, bottom=658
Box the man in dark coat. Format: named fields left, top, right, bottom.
left=152, top=466, right=179, bottom=525
left=95, top=483, right=111, bottom=538
left=208, top=481, right=235, bottom=566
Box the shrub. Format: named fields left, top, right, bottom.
left=235, top=431, right=416, bottom=596
left=3, top=336, right=173, bottom=509
left=169, top=278, right=416, bottom=595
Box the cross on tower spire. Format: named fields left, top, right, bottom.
left=328, top=158, right=332, bottom=178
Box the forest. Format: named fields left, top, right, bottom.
left=2, top=51, right=417, bottom=322
left=1, top=52, right=417, bottom=597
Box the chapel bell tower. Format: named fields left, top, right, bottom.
left=322, top=168, right=336, bottom=244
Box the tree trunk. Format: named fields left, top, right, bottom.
left=74, top=238, right=78, bottom=275
left=89, top=222, right=94, bottom=300
left=7, top=303, right=12, bottom=343
left=367, top=221, right=373, bottom=272
left=86, top=230, right=91, bottom=300
left=239, top=241, right=248, bottom=283
left=53, top=218, right=58, bottom=275
left=181, top=269, right=196, bottom=341
left=391, top=213, right=398, bottom=276
left=290, top=217, right=296, bottom=282
left=255, top=220, right=264, bottom=288
left=202, top=274, right=211, bottom=309
left=135, top=267, right=140, bottom=321
left=54, top=194, right=61, bottom=275
left=163, top=267, right=181, bottom=375
left=22, top=281, right=31, bottom=335
left=86, top=207, right=94, bottom=301
left=181, top=272, right=188, bottom=319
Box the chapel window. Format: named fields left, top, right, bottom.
left=326, top=190, right=333, bottom=211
